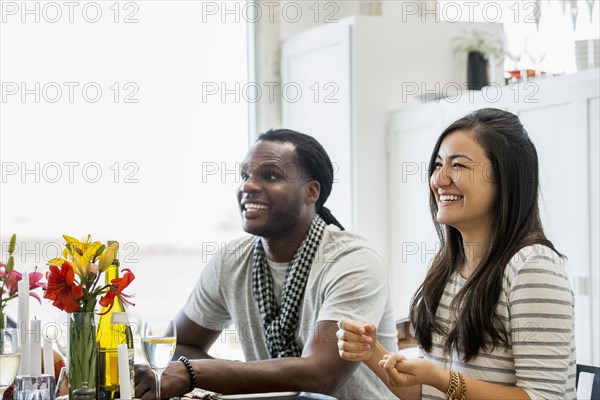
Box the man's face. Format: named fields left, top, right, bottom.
left=237, top=140, right=317, bottom=239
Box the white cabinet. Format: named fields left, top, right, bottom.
left=281, top=18, right=354, bottom=234
left=281, top=16, right=503, bottom=264
left=388, top=69, right=600, bottom=365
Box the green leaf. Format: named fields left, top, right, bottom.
left=6, top=256, right=14, bottom=274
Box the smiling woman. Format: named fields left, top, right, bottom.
left=338, top=108, right=576, bottom=400
left=430, top=131, right=496, bottom=242
left=0, top=1, right=248, bottom=343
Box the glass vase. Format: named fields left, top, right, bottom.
left=68, top=312, right=97, bottom=398
left=0, top=327, right=20, bottom=395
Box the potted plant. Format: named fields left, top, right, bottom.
left=452, top=30, right=503, bottom=90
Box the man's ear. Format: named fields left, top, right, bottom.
left=305, top=180, right=320, bottom=205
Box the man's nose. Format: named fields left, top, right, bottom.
left=239, top=176, right=262, bottom=193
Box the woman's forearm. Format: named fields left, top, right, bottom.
left=363, top=341, right=421, bottom=400
left=425, top=369, right=530, bottom=400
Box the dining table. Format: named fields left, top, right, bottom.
left=55, top=390, right=338, bottom=400
left=180, top=389, right=337, bottom=400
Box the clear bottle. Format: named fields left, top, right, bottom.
left=96, top=241, right=134, bottom=400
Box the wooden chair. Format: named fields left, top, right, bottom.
left=576, top=363, right=600, bottom=399
left=396, top=318, right=417, bottom=350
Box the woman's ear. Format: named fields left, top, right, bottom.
left=305, top=180, right=320, bottom=205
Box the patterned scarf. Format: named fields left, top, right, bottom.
left=252, top=215, right=326, bottom=358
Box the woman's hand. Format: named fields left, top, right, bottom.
left=380, top=354, right=439, bottom=387
left=336, top=319, right=377, bottom=362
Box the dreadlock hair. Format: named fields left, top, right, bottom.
left=257, top=129, right=345, bottom=230
left=410, top=108, right=563, bottom=361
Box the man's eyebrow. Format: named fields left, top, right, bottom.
left=258, top=162, right=283, bottom=168
left=240, top=161, right=284, bottom=170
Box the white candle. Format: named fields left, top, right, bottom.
left=30, top=319, right=42, bottom=376
left=117, top=343, right=132, bottom=399
left=43, top=334, right=54, bottom=376
left=17, top=275, right=30, bottom=375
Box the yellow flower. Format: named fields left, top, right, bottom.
left=62, top=235, right=107, bottom=278
left=48, top=258, right=64, bottom=267
left=98, top=242, right=118, bottom=273
left=44, top=234, right=132, bottom=314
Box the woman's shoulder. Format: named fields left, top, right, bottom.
left=504, top=244, right=570, bottom=288
left=509, top=243, right=562, bottom=266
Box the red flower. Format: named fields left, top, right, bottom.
left=0, top=266, right=46, bottom=301
left=28, top=270, right=48, bottom=303
left=99, top=268, right=135, bottom=315
left=1, top=268, right=21, bottom=296
left=44, top=260, right=84, bottom=313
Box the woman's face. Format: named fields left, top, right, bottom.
left=430, top=130, right=496, bottom=236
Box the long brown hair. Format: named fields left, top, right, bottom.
left=410, top=108, right=562, bottom=361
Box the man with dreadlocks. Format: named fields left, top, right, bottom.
left=135, top=129, right=396, bottom=399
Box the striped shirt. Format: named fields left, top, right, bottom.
left=421, top=245, right=576, bottom=400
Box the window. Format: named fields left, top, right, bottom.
left=1, top=1, right=248, bottom=357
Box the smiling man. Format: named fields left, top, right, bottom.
left=135, top=129, right=396, bottom=399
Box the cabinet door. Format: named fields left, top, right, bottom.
left=589, top=96, right=600, bottom=367
left=281, top=21, right=353, bottom=229
left=388, top=104, right=444, bottom=318
left=510, top=76, right=599, bottom=365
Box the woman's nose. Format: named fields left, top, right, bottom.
left=431, top=166, right=452, bottom=187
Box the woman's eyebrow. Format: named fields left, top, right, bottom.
left=449, top=154, right=474, bottom=161
left=437, top=154, right=474, bottom=161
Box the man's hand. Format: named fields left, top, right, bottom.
left=336, top=319, right=377, bottom=362
left=134, top=361, right=190, bottom=400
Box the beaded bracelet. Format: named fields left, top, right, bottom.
left=178, top=356, right=197, bottom=394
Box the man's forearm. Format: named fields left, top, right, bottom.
left=174, top=344, right=214, bottom=360
left=190, top=357, right=343, bottom=395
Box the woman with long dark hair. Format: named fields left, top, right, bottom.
left=337, top=108, right=576, bottom=399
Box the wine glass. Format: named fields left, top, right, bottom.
left=0, top=328, right=20, bottom=395
left=526, top=31, right=548, bottom=78
left=502, top=27, right=526, bottom=78
left=141, top=319, right=176, bottom=400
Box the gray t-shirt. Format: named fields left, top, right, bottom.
left=183, top=224, right=397, bottom=399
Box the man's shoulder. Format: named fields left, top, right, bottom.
left=324, top=225, right=380, bottom=250
left=223, top=234, right=256, bottom=248
left=320, top=225, right=385, bottom=264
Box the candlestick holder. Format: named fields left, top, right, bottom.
left=13, top=374, right=56, bottom=400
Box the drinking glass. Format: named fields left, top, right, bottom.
left=0, top=328, right=21, bottom=395
left=141, top=319, right=176, bottom=400
left=526, top=31, right=548, bottom=78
